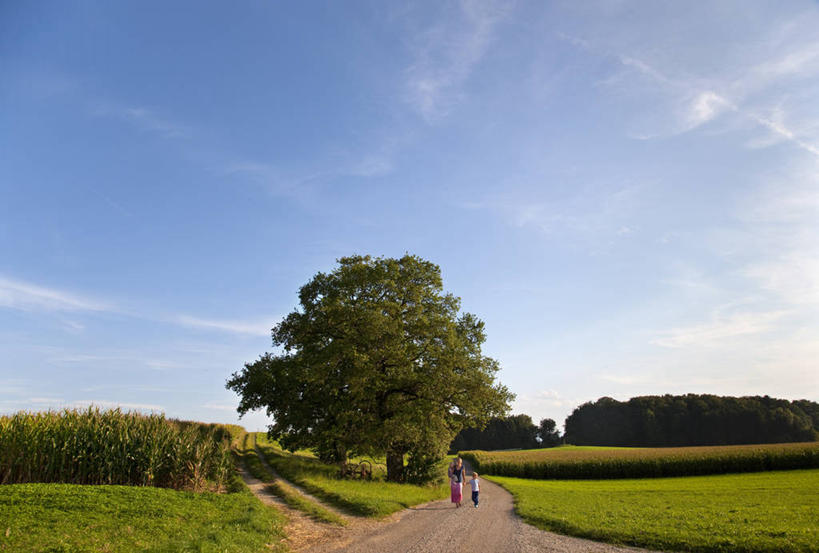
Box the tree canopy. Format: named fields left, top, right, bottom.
left=564, top=394, right=819, bottom=447
left=449, top=415, right=562, bottom=452
left=226, top=254, right=512, bottom=482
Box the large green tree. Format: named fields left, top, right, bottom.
left=226, top=254, right=513, bottom=482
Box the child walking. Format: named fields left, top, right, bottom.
left=470, top=472, right=480, bottom=508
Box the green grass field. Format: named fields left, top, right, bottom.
left=0, top=483, right=287, bottom=553
left=255, top=433, right=448, bottom=517
left=491, top=469, right=819, bottom=553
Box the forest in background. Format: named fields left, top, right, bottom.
left=451, top=395, right=819, bottom=452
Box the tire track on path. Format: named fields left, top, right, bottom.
left=252, top=439, right=351, bottom=521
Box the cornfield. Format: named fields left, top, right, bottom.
left=460, top=442, right=819, bottom=479
left=0, top=407, right=234, bottom=491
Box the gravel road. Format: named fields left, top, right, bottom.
left=301, top=474, right=657, bottom=553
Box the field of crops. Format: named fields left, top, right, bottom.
left=491, top=469, right=819, bottom=553
left=460, top=442, right=819, bottom=479
left=0, top=408, right=233, bottom=491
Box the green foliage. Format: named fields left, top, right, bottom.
left=0, top=408, right=232, bottom=491
left=538, top=418, right=561, bottom=447
left=565, top=394, right=819, bottom=446
left=491, top=469, right=819, bottom=553
left=449, top=414, right=545, bottom=452
left=227, top=254, right=513, bottom=482
left=461, top=442, right=819, bottom=479
left=0, top=482, right=288, bottom=553
left=255, top=433, right=448, bottom=517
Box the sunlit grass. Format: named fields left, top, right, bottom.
left=255, top=433, right=448, bottom=517
left=492, top=469, right=819, bottom=553
left=0, top=482, right=287, bottom=553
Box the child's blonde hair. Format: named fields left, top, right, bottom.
left=472, top=472, right=478, bottom=478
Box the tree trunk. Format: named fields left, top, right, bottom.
left=336, top=442, right=348, bottom=466
left=385, top=449, right=404, bottom=482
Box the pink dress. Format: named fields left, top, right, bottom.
left=450, top=479, right=463, bottom=503
left=450, top=465, right=463, bottom=503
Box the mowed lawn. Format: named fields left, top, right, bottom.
left=0, top=483, right=286, bottom=553
left=492, top=469, right=819, bottom=553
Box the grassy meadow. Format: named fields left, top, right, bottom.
left=461, top=442, right=819, bottom=479
left=491, top=469, right=819, bottom=553
left=255, top=433, right=449, bottom=517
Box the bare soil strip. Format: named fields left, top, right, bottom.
left=238, top=462, right=359, bottom=552
left=253, top=442, right=351, bottom=521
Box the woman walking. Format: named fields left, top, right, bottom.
left=449, top=457, right=465, bottom=507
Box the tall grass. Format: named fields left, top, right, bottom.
left=0, top=407, right=233, bottom=491
left=460, top=442, right=819, bottom=479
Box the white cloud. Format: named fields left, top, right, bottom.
left=512, top=389, right=580, bottom=425
left=93, top=103, right=188, bottom=139
left=652, top=310, right=791, bottom=349
left=175, top=315, right=273, bottom=337
left=686, top=91, right=732, bottom=129
left=580, top=8, right=819, bottom=159
left=0, top=276, right=113, bottom=313
left=0, top=275, right=277, bottom=338
left=404, top=0, right=508, bottom=122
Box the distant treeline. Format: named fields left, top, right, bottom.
left=564, top=395, right=819, bottom=447
left=449, top=414, right=561, bottom=453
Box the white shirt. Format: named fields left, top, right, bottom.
left=470, top=478, right=480, bottom=492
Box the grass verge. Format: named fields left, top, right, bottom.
left=255, top=433, right=448, bottom=517
left=491, top=469, right=819, bottom=553
left=238, top=433, right=346, bottom=526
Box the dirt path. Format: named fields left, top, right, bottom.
left=240, top=457, right=657, bottom=553
left=238, top=462, right=360, bottom=551
left=252, top=442, right=350, bottom=521
left=301, top=475, right=656, bottom=553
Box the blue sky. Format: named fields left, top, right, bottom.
left=2, top=1, right=817, bottom=431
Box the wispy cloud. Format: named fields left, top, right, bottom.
left=570, top=4, right=819, bottom=159
left=0, top=275, right=276, bottom=337
left=618, top=53, right=819, bottom=157
left=92, top=103, right=189, bottom=139
left=175, top=315, right=273, bottom=337
left=404, top=0, right=509, bottom=122
left=462, top=183, right=643, bottom=245
left=652, top=309, right=790, bottom=349
left=0, top=276, right=113, bottom=313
